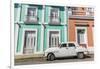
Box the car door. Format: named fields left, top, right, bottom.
left=57, top=43, right=69, bottom=57
left=67, top=43, right=77, bottom=56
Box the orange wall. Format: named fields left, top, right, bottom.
left=68, top=19, right=94, bottom=47
left=87, top=22, right=94, bottom=47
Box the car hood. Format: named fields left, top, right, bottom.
left=45, top=47, right=60, bottom=53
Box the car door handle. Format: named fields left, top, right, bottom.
left=66, top=47, right=68, bottom=49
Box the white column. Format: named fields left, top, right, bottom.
left=64, top=7, right=67, bottom=24
left=64, top=26, right=67, bottom=42
left=40, top=5, right=45, bottom=53
left=48, top=7, right=51, bottom=24
left=41, top=25, right=44, bottom=53
left=16, top=4, right=21, bottom=22
left=14, top=24, right=19, bottom=55
left=42, top=5, right=45, bottom=23
left=64, top=7, right=67, bottom=42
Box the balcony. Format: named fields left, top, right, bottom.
left=86, top=11, right=94, bottom=16
left=68, top=10, right=94, bottom=16
left=24, top=15, right=38, bottom=24
left=49, top=16, right=61, bottom=25
left=68, top=10, right=94, bottom=19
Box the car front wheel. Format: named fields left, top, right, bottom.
left=77, top=52, right=84, bottom=59
left=47, top=53, right=55, bottom=61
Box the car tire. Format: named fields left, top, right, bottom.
left=47, top=53, right=55, bottom=61
left=77, top=52, right=84, bottom=59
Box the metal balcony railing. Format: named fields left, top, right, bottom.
left=24, top=15, right=39, bottom=24
left=68, top=10, right=94, bottom=16
left=49, top=16, right=61, bottom=25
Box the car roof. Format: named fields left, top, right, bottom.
left=60, top=42, right=77, bottom=44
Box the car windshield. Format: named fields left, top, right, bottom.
left=68, top=43, right=75, bottom=47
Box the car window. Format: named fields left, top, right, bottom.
left=68, top=43, right=75, bottom=47
left=61, top=44, right=67, bottom=47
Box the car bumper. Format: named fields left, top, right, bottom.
left=84, top=51, right=90, bottom=56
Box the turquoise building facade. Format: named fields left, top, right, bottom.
left=14, top=3, right=68, bottom=55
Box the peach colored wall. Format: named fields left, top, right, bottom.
left=68, top=19, right=94, bottom=47
left=68, top=19, right=76, bottom=41
left=87, top=22, right=94, bottom=47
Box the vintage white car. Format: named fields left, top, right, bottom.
left=44, top=42, right=89, bottom=61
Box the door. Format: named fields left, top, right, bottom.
left=23, top=31, right=36, bottom=54
left=51, top=34, right=59, bottom=47
left=77, top=28, right=87, bottom=48
left=58, top=43, right=69, bottom=57
left=49, top=31, right=59, bottom=47
left=58, top=43, right=76, bottom=57
left=67, top=43, right=76, bottom=56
